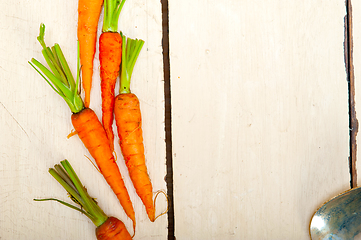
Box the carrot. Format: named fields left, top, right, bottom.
left=71, top=107, right=135, bottom=225
left=98, top=0, right=127, bottom=152
left=77, top=0, right=103, bottom=108
left=113, top=35, right=158, bottom=221
left=115, top=93, right=155, bottom=221
left=34, top=159, right=132, bottom=240
left=99, top=32, right=122, bottom=152
left=96, top=217, right=131, bottom=240
left=29, top=24, right=136, bottom=232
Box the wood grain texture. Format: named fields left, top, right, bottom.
left=169, top=1, right=350, bottom=239
left=0, top=1, right=166, bottom=239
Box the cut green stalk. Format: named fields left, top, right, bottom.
left=53, top=45, right=76, bottom=90
left=48, top=167, right=87, bottom=209
left=34, top=160, right=108, bottom=227
left=119, top=34, right=144, bottom=94
left=53, top=164, right=78, bottom=195
left=102, top=0, right=126, bottom=32
left=60, top=160, right=106, bottom=225
left=29, top=23, right=84, bottom=113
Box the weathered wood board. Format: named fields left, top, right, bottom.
left=0, top=1, right=167, bottom=239
left=169, top=1, right=350, bottom=239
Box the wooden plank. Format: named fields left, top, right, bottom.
left=0, top=1, right=167, bottom=239
left=169, top=1, right=349, bottom=239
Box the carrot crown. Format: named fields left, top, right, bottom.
left=103, top=0, right=126, bottom=32
left=34, top=160, right=109, bottom=227
left=29, top=23, right=84, bottom=114
left=119, top=34, right=144, bottom=94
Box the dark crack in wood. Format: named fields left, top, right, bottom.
left=345, top=0, right=358, bottom=188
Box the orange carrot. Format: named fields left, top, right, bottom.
left=98, top=0, right=127, bottom=152
left=114, top=93, right=156, bottom=221
left=34, top=160, right=132, bottom=240
left=96, top=217, right=132, bottom=240
left=71, top=108, right=135, bottom=227
left=113, top=35, right=159, bottom=221
left=99, top=31, right=122, bottom=152
left=29, top=24, right=136, bottom=232
left=78, top=0, right=103, bottom=108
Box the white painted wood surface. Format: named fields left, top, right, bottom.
left=0, top=1, right=167, bottom=239
left=169, top=1, right=350, bottom=239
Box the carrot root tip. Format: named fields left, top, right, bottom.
left=84, top=155, right=101, bottom=173
left=131, top=221, right=136, bottom=238
left=153, top=190, right=169, bottom=221
left=67, top=129, right=78, bottom=139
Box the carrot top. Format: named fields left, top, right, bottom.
left=102, top=0, right=126, bottom=32
left=119, top=35, right=144, bottom=94
left=29, top=23, right=84, bottom=114
left=34, top=160, right=108, bottom=227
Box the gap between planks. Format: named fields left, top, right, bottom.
left=161, top=0, right=175, bottom=239
left=345, top=0, right=358, bottom=188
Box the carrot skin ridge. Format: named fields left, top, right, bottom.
left=114, top=93, right=155, bottom=221
left=96, top=216, right=132, bottom=240
left=78, top=0, right=104, bottom=108
left=71, top=108, right=136, bottom=226
left=99, top=32, right=123, bottom=152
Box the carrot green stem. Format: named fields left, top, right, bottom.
left=103, top=0, right=126, bottom=32
left=53, top=164, right=78, bottom=195
left=119, top=34, right=144, bottom=94
left=29, top=23, right=84, bottom=114
left=34, top=160, right=108, bottom=227
left=34, top=198, right=89, bottom=216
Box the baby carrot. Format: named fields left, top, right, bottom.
left=99, top=0, right=127, bottom=152
left=78, top=0, right=104, bottom=108
left=114, top=35, right=159, bottom=221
